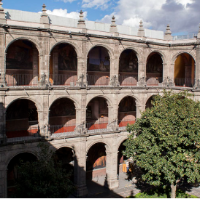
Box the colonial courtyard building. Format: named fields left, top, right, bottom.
left=0, top=0, right=200, bottom=197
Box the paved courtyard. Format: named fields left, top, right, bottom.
left=86, top=172, right=200, bottom=198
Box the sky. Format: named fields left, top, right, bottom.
left=3, top=0, right=200, bottom=35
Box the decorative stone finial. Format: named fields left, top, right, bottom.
left=197, top=23, right=200, bottom=39
left=0, top=0, right=6, bottom=24
left=164, top=24, right=173, bottom=40
left=110, top=15, right=118, bottom=35
left=40, top=4, right=50, bottom=28
left=0, top=0, right=4, bottom=11
left=42, top=4, right=47, bottom=15
left=77, top=10, right=86, bottom=29
left=137, top=20, right=145, bottom=37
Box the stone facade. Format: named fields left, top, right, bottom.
left=1, top=3, right=200, bottom=198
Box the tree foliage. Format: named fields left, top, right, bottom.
left=124, top=91, right=200, bottom=197
left=13, top=143, right=75, bottom=198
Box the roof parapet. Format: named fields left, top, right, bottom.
left=137, top=20, right=145, bottom=37
left=164, top=24, right=173, bottom=41
left=0, top=0, right=6, bottom=24
left=110, top=16, right=119, bottom=36
left=77, top=10, right=86, bottom=31
left=40, top=4, right=50, bottom=28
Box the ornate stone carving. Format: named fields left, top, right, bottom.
left=110, top=75, right=119, bottom=87
left=163, top=76, right=174, bottom=87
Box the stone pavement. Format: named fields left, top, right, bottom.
left=86, top=172, right=200, bottom=198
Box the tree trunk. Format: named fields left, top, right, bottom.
left=171, top=184, right=177, bottom=198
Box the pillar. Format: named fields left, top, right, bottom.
left=74, top=138, right=88, bottom=197
left=0, top=31, right=5, bottom=86
left=52, top=48, right=58, bottom=85
left=32, top=48, right=39, bottom=86
left=105, top=145, right=119, bottom=189
left=136, top=102, right=145, bottom=119
left=195, top=45, right=200, bottom=88
left=137, top=61, right=146, bottom=86
left=0, top=151, right=7, bottom=198
left=0, top=93, right=5, bottom=143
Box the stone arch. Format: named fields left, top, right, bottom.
left=117, top=94, right=139, bottom=106
left=49, top=96, right=80, bottom=111
left=49, top=40, right=81, bottom=58
left=6, top=150, right=37, bottom=168
left=5, top=96, right=42, bottom=113
left=51, top=144, right=76, bottom=153
left=5, top=37, right=42, bottom=56
left=86, top=44, right=114, bottom=59
left=144, top=94, right=158, bottom=106
left=172, top=51, right=196, bottom=65
left=86, top=95, right=112, bottom=107
left=86, top=140, right=111, bottom=154
left=116, top=136, right=129, bottom=152
left=119, top=47, right=140, bottom=63
left=146, top=50, right=167, bottom=65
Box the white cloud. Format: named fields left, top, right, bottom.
left=46, top=9, right=87, bottom=19
left=82, top=0, right=110, bottom=10
left=100, top=0, right=200, bottom=34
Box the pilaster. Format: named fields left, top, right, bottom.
left=105, top=145, right=119, bottom=189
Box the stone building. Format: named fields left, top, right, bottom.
left=0, top=0, right=200, bottom=197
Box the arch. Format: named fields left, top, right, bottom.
left=119, top=47, right=140, bottom=62
left=172, top=51, right=196, bottom=65
left=5, top=37, right=41, bottom=56
left=49, top=40, right=80, bottom=57
left=146, top=50, right=167, bottom=64
left=146, top=51, right=164, bottom=86
left=174, top=52, right=195, bottom=87
left=145, top=94, right=158, bottom=106
left=6, top=98, right=39, bottom=139
left=86, top=95, right=112, bottom=107
left=86, top=140, right=111, bottom=154
left=5, top=96, right=42, bottom=113
left=49, top=97, right=76, bottom=134
left=86, top=44, right=114, bottom=59
left=49, top=96, right=79, bottom=111
left=119, top=48, right=139, bottom=86
left=6, top=150, right=37, bottom=169
left=117, top=94, right=139, bottom=106
left=116, top=137, right=128, bottom=152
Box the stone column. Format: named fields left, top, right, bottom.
left=136, top=102, right=145, bottom=119
left=0, top=167, right=6, bottom=198
left=195, top=45, right=200, bottom=88
left=52, top=47, right=58, bottom=85
left=105, top=145, right=119, bottom=189
left=38, top=95, right=49, bottom=138
left=110, top=55, right=120, bottom=87
left=0, top=31, right=5, bottom=86
left=137, top=61, right=146, bottom=86
left=0, top=92, right=5, bottom=143
left=74, top=138, right=88, bottom=197
left=32, top=48, right=39, bottom=86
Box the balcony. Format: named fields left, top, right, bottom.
left=6, top=126, right=39, bottom=143
left=119, top=75, right=138, bottom=86
left=118, top=119, right=135, bottom=131
left=5, top=74, right=38, bottom=86
left=49, top=73, right=77, bottom=86
left=87, top=74, right=109, bottom=86
left=86, top=120, right=110, bottom=134
left=174, top=78, right=195, bottom=87
left=146, top=77, right=162, bottom=86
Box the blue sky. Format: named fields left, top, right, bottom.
left=3, top=0, right=200, bottom=35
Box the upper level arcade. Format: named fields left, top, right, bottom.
left=50, top=43, right=77, bottom=86
left=6, top=40, right=39, bottom=87
left=87, top=46, right=110, bottom=86
left=119, top=49, right=138, bottom=86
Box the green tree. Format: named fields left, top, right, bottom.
left=124, top=91, right=200, bottom=198
left=13, top=143, right=75, bottom=198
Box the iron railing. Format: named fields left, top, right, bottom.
left=49, top=73, right=77, bottom=86
left=118, top=119, right=135, bottom=127
left=5, top=74, right=38, bottom=86
left=146, top=77, right=162, bottom=86
left=6, top=126, right=39, bottom=143
left=174, top=78, right=195, bottom=87
left=119, top=75, right=138, bottom=86
left=50, top=124, right=76, bottom=134
left=86, top=120, right=108, bottom=131
left=87, top=74, right=109, bottom=86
